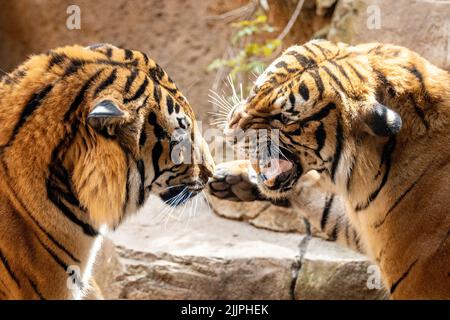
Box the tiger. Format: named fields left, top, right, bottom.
left=208, top=40, right=450, bottom=299
left=0, top=44, right=214, bottom=300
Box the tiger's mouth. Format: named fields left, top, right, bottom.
left=159, top=184, right=203, bottom=207
left=251, top=147, right=302, bottom=193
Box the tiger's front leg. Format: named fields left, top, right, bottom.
left=208, top=160, right=365, bottom=254
left=208, top=160, right=265, bottom=202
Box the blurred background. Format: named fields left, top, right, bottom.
left=1, top=0, right=448, bottom=299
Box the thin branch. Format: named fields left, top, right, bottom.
left=205, top=0, right=258, bottom=23
left=277, top=0, right=305, bottom=41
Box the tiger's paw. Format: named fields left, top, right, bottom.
left=208, top=160, right=264, bottom=202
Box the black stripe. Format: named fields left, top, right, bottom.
left=330, top=119, right=343, bottom=182
left=64, top=59, right=85, bottom=77
left=165, top=165, right=189, bottom=184
left=346, top=62, right=366, bottom=82
left=374, top=169, right=427, bottom=228
left=94, top=68, right=117, bottom=97
left=166, top=95, right=174, bottom=114
left=374, top=68, right=389, bottom=87
left=153, top=83, right=162, bottom=105
left=140, top=51, right=150, bottom=65
left=329, top=218, right=340, bottom=241
left=288, top=92, right=296, bottom=107
left=5, top=84, right=53, bottom=147
left=275, top=61, right=288, bottom=69
left=47, top=166, right=81, bottom=208
left=47, top=53, right=68, bottom=70
left=329, top=61, right=353, bottom=88
left=303, top=45, right=318, bottom=58
left=136, top=159, right=146, bottom=206
left=315, top=122, right=326, bottom=154
left=298, top=82, right=309, bottom=101
left=373, top=68, right=396, bottom=101
left=368, top=44, right=383, bottom=54
left=28, top=277, right=46, bottom=300
left=149, top=64, right=165, bottom=82
left=354, top=230, right=363, bottom=252
left=320, top=195, right=334, bottom=230
left=105, top=47, right=113, bottom=58
left=408, top=95, right=429, bottom=129
left=7, top=69, right=27, bottom=85
left=64, top=58, right=137, bottom=78
left=47, top=180, right=98, bottom=236
left=390, top=259, right=418, bottom=294
left=0, top=160, right=80, bottom=264
left=322, top=65, right=347, bottom=94
left=300, top=103, right=336, bottom=126
left=286, top=51, right=316, bottom=69
left=355, top=137, right=396, bottom=211
left=403, top=65, right=423, bottom=83
left=310, top=42, right=328, bottom=58
left=125, top=70, right=138, bottom=93
left=151, top=141, right=163, bottom=184
left=0, top=248, right=21, bottom=288
left=346, top=155, right=356, bottom=192
left=49, top=71, right=103, bottom=236
left=148, top=112, right=167, bottom=139
left=64, top=69, right=103, bottom=121
left=34, top=233, right=68, bottom=270
left=124, top=49, right=133, bottom=60
left=139, top=129, right=147, bottom=146
left=177, top=117, right=187, bottom=129
left=124, top=76, right=149, bottom=104
left=402, top=65, right=432, bottom=103
left=307, top=69, right=325, bottom=100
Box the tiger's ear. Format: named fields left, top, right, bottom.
left=88, top=100, right=127, bottom=136
left=361, top=102, right=402, bottom=137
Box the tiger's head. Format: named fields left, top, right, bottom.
left=78, top=45, right=215, bottom=223
left=1, top=44, right=214, bottom=230
left=225, top=40, right=407, bottom=199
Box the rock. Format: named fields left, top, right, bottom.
left=328, top=0, right=450, bottom=70
left=295, top=238, right=388, bottom=300
left=112, top=249, right=294, bottom=300
left=209, top=196, right=310, bottom=233
left=93, top=196, right=385, bottom=299
left=105, top=196, right=301, bottom=299
left=249, top=204, right=309, bottom=233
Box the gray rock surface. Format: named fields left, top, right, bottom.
left=93, top=196, right=386, bottom=299
left=295, top=238, right=388, bottom=300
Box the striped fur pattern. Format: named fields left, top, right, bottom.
left=209, top=162, right=363, bottom=253
left=0, top=44, right=214, bottom=299
left=216, top=40, right=450, bottom=299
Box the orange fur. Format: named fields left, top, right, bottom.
left=0, top=44, right=213, bottom=299
left=225, top=40, right=450, bottom=299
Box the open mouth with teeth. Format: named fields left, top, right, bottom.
left=251, top=147, right=302, bottom=193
